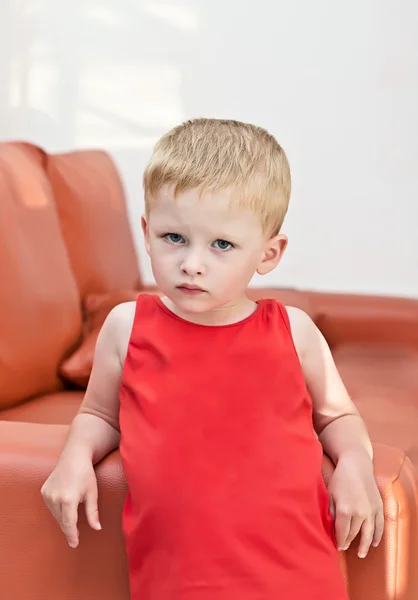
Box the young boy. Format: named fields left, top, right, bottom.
left=42, top=119, right=383, bottom=600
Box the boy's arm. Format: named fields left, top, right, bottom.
left=41, top=301, right=135, bottom=547
left=286, top=307, right=371, bottom=462
left=59, top=301, right=135, bottom=462
left=286, top=306, right=384, bottom=557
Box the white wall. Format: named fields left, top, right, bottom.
left=1, top=0, right=417, bottom=296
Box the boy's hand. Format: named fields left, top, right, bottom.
left=41, top=455, right=101, bottom=548
left=328, top=449, right=384, bottom=558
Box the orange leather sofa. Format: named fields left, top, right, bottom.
left=0, top=141, right=417, bottom=600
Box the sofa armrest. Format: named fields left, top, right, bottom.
left=1, top=423, right=417, bottom=600
left=308, top=291, right=418, bottom=350
left=0, top=421, right=129, bottom=600
left=322, top=443, right=418, bottom=600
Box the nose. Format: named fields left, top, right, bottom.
left=180, top=249, right=205, bottom=276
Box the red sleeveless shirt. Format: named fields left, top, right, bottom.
left=119, top=294, right=348, bottom=600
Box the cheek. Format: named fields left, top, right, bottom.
left=149, top=241, right=178, bottom=271
left=217, top=250, right=261, bottom=281
left=236, top=248, right=263, bottom=270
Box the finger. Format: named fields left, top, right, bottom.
left=84, top=487, right=102, bottom=531
left=60, top=501, right=79, bottom=548
left=42, top=495, right=63, bottom=525
left=372, top=508, right=385, bottom=548
left=48, top=503, right=63, bottom=526
left=357, top=517, right=376, bottom=558
left=335, top=510, right=352, bottom=551
left=344, top=516, right=364, bottom=550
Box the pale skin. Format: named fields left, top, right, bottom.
left=41, top=185, right=384, bottom=558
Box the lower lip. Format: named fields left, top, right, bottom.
left=178, top=287, right=206, bottom=296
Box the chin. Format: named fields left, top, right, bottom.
left=176, top=297, right=212, bottom=314
left=171, top=290, right=214, bottom=313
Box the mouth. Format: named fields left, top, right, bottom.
left=177, top=284, right=206, bottom=295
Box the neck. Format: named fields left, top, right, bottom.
left=162, top=296, right=258, bottom=326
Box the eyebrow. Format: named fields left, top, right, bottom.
left=151, top=219, right=243, bottom=241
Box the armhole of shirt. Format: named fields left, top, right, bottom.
left=275, top=301, right=303, bottom=365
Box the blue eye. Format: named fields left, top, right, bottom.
left=164, top=233, right=185, bottom=244
left=213, top=239, right=233, bottom=251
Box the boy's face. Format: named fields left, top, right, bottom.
left=143, top=185, right=287, bottom=315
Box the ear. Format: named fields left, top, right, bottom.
left=256, top=234, right=288, bottom=275
left=141, top=215, right=151, bottom=256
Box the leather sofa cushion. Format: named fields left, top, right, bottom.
left=333, top=344, right=418, bottom=468
left=47, top=150, right=142, bottom=298
left=0, top=421, right=130, bottom=600
left=59, top=290, right=139, bottom=388
left=0, top=143, right=82, bottom=410
left=0, top=391, right=84, bottom=425
left=311, top=292, right=418, bottom=350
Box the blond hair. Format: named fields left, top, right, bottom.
left=143, top=118, right=291, bottom=237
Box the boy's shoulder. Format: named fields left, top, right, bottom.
left=103, top=300, right=137, bottom=363
left=107, top=299, right=137, bottom=324
left=284, top=305, right=312, bottom=328
left=283, top=305, right=318, bottom=363
left=105, top=292, right=160, bottom=335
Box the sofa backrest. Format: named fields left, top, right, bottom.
left=0, top=143, right=83, bottom=409
left=47, top=150, right=142, bottom=299
left=308, top=291, right=418, bottom=350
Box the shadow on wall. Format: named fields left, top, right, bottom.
left=0, top=0, right=291, bottom=281
left=0, top=0, right=208, bottom=271
left=0, top=0, right=202, bottom=146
